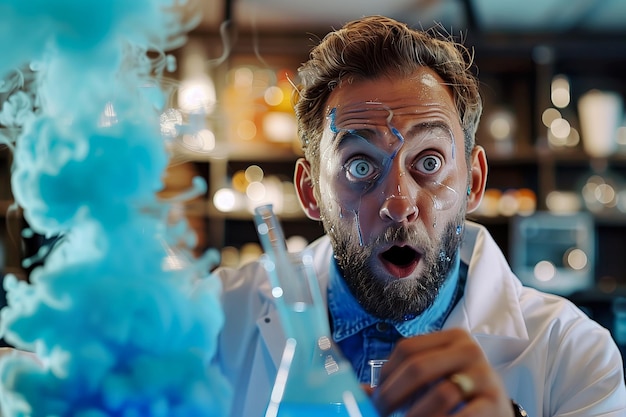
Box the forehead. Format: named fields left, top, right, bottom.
left=324, top=68, right=459, bottom=133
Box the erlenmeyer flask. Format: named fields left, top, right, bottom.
left=254, top=204, right=379, bottom=417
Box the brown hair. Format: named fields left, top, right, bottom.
left=294, top=15, right=482, bottom=178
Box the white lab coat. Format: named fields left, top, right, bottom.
left=215, top=221, right=626, bottom=417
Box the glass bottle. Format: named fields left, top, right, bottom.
left=254, top=204, right=379, bottom=417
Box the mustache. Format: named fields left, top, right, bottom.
left=373, top=225, right=431, bottom=249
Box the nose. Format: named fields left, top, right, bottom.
left=378, top=160, right=419, bottom=223
left=379, top=195, right=419, bottom=223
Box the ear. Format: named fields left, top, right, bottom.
left=294, top=158, right=320, bottom=220
left=466, top=145, right=488, bottom=213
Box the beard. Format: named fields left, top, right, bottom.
left=323, top=212, right=464, bottom=322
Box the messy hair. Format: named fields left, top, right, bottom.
left=294, top=15, right=483, bottom=179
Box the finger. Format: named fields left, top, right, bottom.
left=376, top=348, right=455, bottom=409
left=402, top=377, right=464, bottom=417
left=405, top=368, right=510, bottom=417
left=378, top=333, right=485, bottom=398
left=376, top=344, right=492, bottom=414
left=446, top=396, right=514, bottom=417
left=403, top=369, right=491, bottom=417
left=361, top=384, right=375, bottom=396
left=449, top=373, right=475, bottom=401
left=380, top=329, right=475, bottom=381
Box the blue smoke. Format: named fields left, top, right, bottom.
left=0, top=0, right=231, bottom=416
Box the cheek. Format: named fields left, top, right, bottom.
left=317, top=171, right=363, bottom=216
left=423, top=176, right=463, bottom=211
left=417, top=175, right=466, bottom=225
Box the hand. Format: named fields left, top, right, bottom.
left=372, top=328, right=513, bottom=417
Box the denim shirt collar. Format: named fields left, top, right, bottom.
left=328, top=252, right=461, bottom=341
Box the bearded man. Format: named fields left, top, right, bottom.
left=216, top=15, right=626, bottom=417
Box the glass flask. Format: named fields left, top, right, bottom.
left=254, top=204, right=379, bottom=417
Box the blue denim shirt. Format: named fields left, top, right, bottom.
left=328, top=253, right=466, bottom=383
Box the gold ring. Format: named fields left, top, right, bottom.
left=449, top=373, right=475, bottom=399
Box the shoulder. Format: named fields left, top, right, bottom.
left=519, top=285, right=618, bottom=355
left=522, top=287, right=626, bottom=413
left=215, top=258, right=269, bottom=294
left=214, top=235, right=332, bottom=290
left=460, top=221, right=620, bottom=360
left=518, top=285, right=613, bottom=348
left=214, top=235, right=333, bottom=312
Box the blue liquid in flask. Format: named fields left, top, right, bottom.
left=254, top=204, right=379, bottom=417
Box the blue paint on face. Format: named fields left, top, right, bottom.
left=328, top=107, right=340, bottom=133
left=354, top=209, right=364, bottom=246
left=384, top=105, right=405, bottom=161
left=321, top=101, right=462, bottom=245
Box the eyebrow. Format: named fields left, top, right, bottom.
left=333, top=128, right=376, bottom=151
left=405, top=121, right=454, bottom=144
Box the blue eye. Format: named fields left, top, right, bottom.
left=416, top=155, right=442, bottom=173
left=347, top=158, right=375, bottom=180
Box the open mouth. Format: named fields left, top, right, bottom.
left=379, top=245, right=421, bottom=278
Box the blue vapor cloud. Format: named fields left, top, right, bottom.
left=0, top=0, right=231, bottom=416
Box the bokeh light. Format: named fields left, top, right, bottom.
left=264, top=85, right=284, bottom=106
left=542, top=108, right=561, bottom=127
left=245, top=165, right=264, bottom=183
left=534, top=260, right=556, bottom=282
left=565, top=248, right=588, bottom=270
left=214, top=188, right=238, bottom=212
left=551, top=75, right=570, bottom=108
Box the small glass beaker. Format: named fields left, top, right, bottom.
left=369, top=359, right=408, bottom=417
left=368, top=359, right=388, bottom=388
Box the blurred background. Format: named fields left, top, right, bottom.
left=1, top=0, right=626, bottom=348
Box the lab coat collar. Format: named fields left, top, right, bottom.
left=451, top=221, right=529, bottom=340
left=446, top=221, right=530, bottom=367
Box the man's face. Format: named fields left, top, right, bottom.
left=316, top=68, right=470, bottom=321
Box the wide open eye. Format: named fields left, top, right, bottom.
left=346, top=158, right=377, bottom=180
left=415, top=154, right=442, bottom=174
